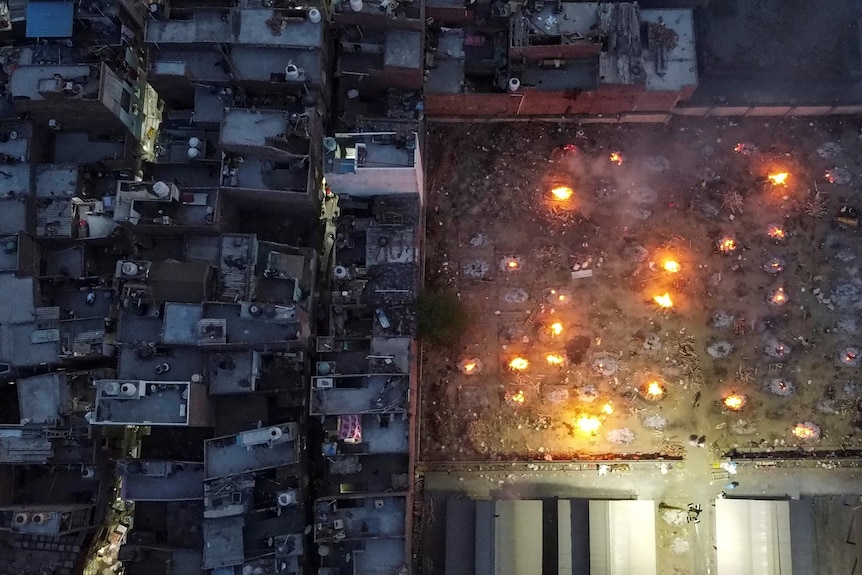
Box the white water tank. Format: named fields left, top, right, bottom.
left=31, top=513, right=47, bottom=525
left=120, top=382, right=138, bottom=397
left=307, top=7, right=321, bottom=22
left=191, top=373, right=202, bottom=384
left=277, top=490, right=297, bottom=506
left=323, top=137, right=338, bottom=152
left=508, top=77, right=521, bottom=92
left=102, top=381, right=121, bottom=396
left=350, top=0, right=363, bottom=11
left=333, top=265, right=348, bottom=279
left=268, top=426, right=283, bottom=441
left=285, top=62, right=300, bottom=80
left=188, top=137, right=202, bottom=149
left=13, top=513, right=28, bottom=526
left=82, top=466, right=96, bottom=479
left=121, top=261, right=140, bottom=276
left=187, top=147, right=201, bottom=159
left=152, top=181, right=171, bottom=198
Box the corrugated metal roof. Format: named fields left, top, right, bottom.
left=25, top=1, right=73, bottom=38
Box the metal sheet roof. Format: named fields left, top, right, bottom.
left=25, top=1, right=73, bottom=38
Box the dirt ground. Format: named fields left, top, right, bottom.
left=421, top=116, right=862, bottom=462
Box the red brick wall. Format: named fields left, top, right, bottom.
left=426, top=85, right=694, bottom=117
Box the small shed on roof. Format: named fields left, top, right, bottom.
left=25, top=1, right=74, bottom=38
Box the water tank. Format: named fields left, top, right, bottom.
left=277, top=490, right=297, bottom=506
left=333, top=265, right=348, bottom=279
left=268, top=426, right=283, bottom=441
left=191, top=373, right=202, bottom=384
left=188, top=137, right=202, bottom=149
left=48, top=119, right=61, bottom=130
left=13, top=513, right=28, bottom=526
left=508, top=77, right=521, bottom=92
left=81, top=466, right=96, bottom=479
left=285, top=62, right=300, bottom=80
left=187, top=147, right=201, bottom=159
left=31, top=513, right=47, bottom=525
left=120, top=382, right=138, bottom=397
left=121, top=261, right=140, bottom=276
left=248, top=304, right=263, bottom=317
left=349, top=0, right=363, bottom=11
left=307, top=7, right=321, bottom=22
left=152, top=181, right=171, bottom=198
left=323, top=137, right=338, bottom=152
left=102, top=381, right=121, bottom=396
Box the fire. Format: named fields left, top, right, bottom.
left=510, top=390, right=526, bottom=405
left=506, top=260, right=519, bottom=269
left=718, top=237, right=737, bottom=253
left=723, top=394, right=746, bottom=410
left=601, top=402, right=614, bottom=415
left=769, top=287, right=787, bottom=305
left=575, top=415, right=602, bottom=434
left=463, top=362, right=477, bottom=374
left=792, top=423, right=819, bottom=440
left=545, top=354, right=565, bottom=366
left=550, top=185, right=574, bottom=201
left=550, top=322, right=564, bottom=336
left=653, top=293, right=673, bottom=308
left=646, top=381, right=664, bottom=398
left=663, top=260, right=681, bottom=273
left=509, top=357, right=529, bottom=371
left=768, top=172, right=789, bottom=186
left=767, top=225, right=785, bottom=240
left=609, top=152, right=623, bottom=165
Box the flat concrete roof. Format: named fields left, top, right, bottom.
left=385, top=30, right=423, bottom=70
left=9, top=64, right=91, bottom=100
left=17, top=373, right=69, bottom=424
left=220, top=109, right=286, bottom=149
left=93, top=380, right=190, bottom=426
left=204, top=424, right=299, bottom=478
left=34, top=164, right=78, bottom=198
left=122, top=461, right=205, bottom=501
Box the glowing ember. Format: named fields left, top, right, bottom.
left=718, top=237, right=737, bottom=254
left=723, top=394, right=746, bottom=411
left=645, top=381, right=665, bottom=398
left=767, top=225, right=785, bottom=240
left=764, top=258, right=785, bottom=274
left=508, top=357, right=529, bottom=371
left=576, top=415, right=602, bottom=434
left=734, top=142, right=757, bottom=155
left=545, top=354, right=565, bottom=366
left=463, top=362, right=477, bottom=374
left=791, top=422, right=821, bottom=440
left=459, top=358, right=482, bottom=374
left=768, top=287, right=787, bottom=306
left=509, top=390, right=526, bottom=405
left=768, top=172, right=789, bottom=186
left=609, top=152, right=623, bottom=165
left=663, top=260, right=681, bottom=273
left=601, top=402, right=614, bottom=415
left=550, top=322, right=564, bottom=336
left=507, top=260, right=519, bottom=269
left=550, top=185, right=574, bottom=201
left=547, top=289, right=573, bottom=306
left=653, top=293, right=673, bottom=308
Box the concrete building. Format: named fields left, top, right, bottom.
left=90, top=379, right=212, bottom=427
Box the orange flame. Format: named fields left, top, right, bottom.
left=576, top=415, right=601, bottom=434
left=609, top=152, right=623, bottom=165
left=718, top=237, right=737, bottom=253
left=653, top=293, right=673, bottom=308
left=770, top=287, right=787, bottom=305
left=767, top=225, right=785, bottom=240
left=550, top=322, right=564, bottom=336
left=792, top=423, right=816, bottom=439
left=550, top=186, right=574, bottom=201
left=545, top=354, right=565, bottom=366
left=601, top=402, right=614, bottom=415
left=506, top=260, right=519, bottom=269
left=510, top=390, right=526, bottom=404
left=463, top=362, right=477, bottom=374
left=768, top=172, right=789, bottom=186
left=646, top=381, right=664, bottom=398
left=509, top=357, right=529, bottom=371
left=723, top=394, right=746, bottom=410
left=663, top=260, right=681, bottom=273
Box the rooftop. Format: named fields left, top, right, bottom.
left=202, top=515, right=245, bottom=570
left=34, top=164, right=78, bottom=198
left=16, top=373, right=70, bottom=424
left=92, top=380, right=193, bottom=426
left=205, top=350, right=261, bottom=395
left=314, top=495, right=406, bottom=542
left=118, top=346, right=205, bottom=382
left=9, top=64, right=95, bottom=101
left=220, top=109, right=287, bottom=149
left=145, top=8, right=323, bottom=49
left=311, top=373, right=409, bottom=416
left=162, top=302, right=305, bottom=347
left=204, top=423, right=300, bottom=479
left=121, top=461, right=205, bottom=501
